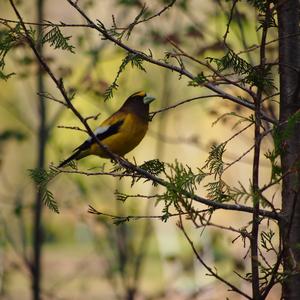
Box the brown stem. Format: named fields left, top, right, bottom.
left=251, top=2, right=272, bottom=299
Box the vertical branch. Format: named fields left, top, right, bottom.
left=251, top=3, right=271, bottom=299
left=32, top=0, right=46, bottom=299
left=251, top=71, right=262, bottom=300
left=278, top=0, right=300, bottom=298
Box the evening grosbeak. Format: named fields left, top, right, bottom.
left=58, top=91, right=155, bottom=167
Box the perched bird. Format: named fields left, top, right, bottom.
left=58, top=91, right=155, bottom=167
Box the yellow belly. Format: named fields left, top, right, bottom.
left=90, top=114, right=148, bottom=158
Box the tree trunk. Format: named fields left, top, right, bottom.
left=32, top=0, right=46, bottom=299
left=278, top=0, right=300, bottom=299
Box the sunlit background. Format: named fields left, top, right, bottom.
left=0, top=0, right=280, bottom=299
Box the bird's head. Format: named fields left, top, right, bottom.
left=121, top=91, right=155, bottom=120
left=127, top=91, right=155, bottom=105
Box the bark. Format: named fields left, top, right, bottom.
left=278, top=0, right=300, bottom=299
left=32, top=0, right=46, bottom=299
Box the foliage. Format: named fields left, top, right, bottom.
left=205, top=180, right=231, bottom=203
left=207, top=49, right=275, bottom=91
left=264, top=149, right=282, bottom=181
left=42, top=25, right=75, bottom=53
left=139, top=158, right=165, bottom=176
left=112, top=158, right=165, bottom=187
left=160, top=161, right=206, bottom=221
left=0, top=21, right=75, bottom=80
left=188, top=72, right=208, bottom=86
left=0, top=23, right=21, bottom=80
left=229, top=181, right=253, bottom=203
left=204, top=143, right=226, bottom=178
left=28, top=167, right=60, bottom=213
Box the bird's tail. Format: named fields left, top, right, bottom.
left=58, top=150, right=81, bottom=168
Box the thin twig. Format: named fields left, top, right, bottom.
left=59, top=168, right=143, bottom=178
left=120, top=0, right=177, bottom=38
left=150, top=94, right=222, bottom=118
left=0, top=17, right=91, bottom=27
left=178, top=215, right=252, bottom=300
left=223, top=0, right=239, bottom=44
left=224, top=144, right=255, bottom=172
left=88, top=205, right=210, bottom=221
left=37, top=92, right=68, bottom=107
left=196, top=216, right=251, bottom=239
left=57, top=125, right=87, bottom=133
left=135, top=0, right=176, bottom=24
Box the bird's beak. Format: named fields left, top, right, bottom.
left=143, top=94, right=156, bottom=104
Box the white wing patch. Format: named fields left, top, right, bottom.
left=87, top=126, right=110, bottom=141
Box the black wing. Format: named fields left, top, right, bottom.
left=58, top=119, right=124, bottom=167
left=73, top=119, right=124, bottom=152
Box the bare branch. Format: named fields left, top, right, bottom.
left=57, top=125, right=87, bottom=133
left=251, top=3, right=273, bottom=298
left=150, top=94, right=222, bottom=119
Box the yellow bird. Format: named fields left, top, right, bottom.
left=58, top=91, right=155, bottom=167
